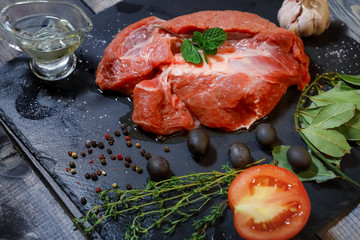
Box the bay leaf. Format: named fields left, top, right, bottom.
left=298, top=107, right=322, bottom=125
left=310, top=103, right=355, bottom=129
left=300, top=127, right=351, bottom=157
left=309, top=90, right=360, bottom=109
left=337, top=73, right=360, bottom=86
left=272, top=145, right=336, bottom=182
left=337, top=110, right=360, bottom=141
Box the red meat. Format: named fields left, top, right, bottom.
left=96, top=11, right=310, bottom=135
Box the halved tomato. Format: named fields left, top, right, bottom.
left=228, top=164, right=311, bottom=240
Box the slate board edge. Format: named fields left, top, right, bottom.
left=0, top=117, right=101, bottom=240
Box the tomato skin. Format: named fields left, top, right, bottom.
left=228, top=164, right=311, bottom=240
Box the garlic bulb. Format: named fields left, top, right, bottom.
left=277, top=0, right=330, bottom=37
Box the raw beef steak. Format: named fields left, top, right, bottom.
left=96, top=11, right=310, bottom=135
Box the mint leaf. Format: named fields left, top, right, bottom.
left=181, top=28, right=227, bottom=64
left=181, top=39, right=202, bottom=64
left=192, top=31, right=204, bottom=46
left=202, top=28, right=227, bottom=50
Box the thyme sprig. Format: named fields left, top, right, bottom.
left=74, top=160, right=264, bottom=239
left=294, top=72, right=360, bottom=187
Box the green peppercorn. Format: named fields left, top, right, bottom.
left=71, top=152, right=78, bottom=159
left=164, top=146, right=170, bottom=152
left=135, top=166, right=143, bottom=174
left=100, top=159, right=107, bottom=165
left=126, top=141, right=132, bottom=147
left=112, top=183, right=118, bottom=188
left=71, top=169, right=76, bottom=174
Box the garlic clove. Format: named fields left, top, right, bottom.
left=278, top=0, right=330, bottom=37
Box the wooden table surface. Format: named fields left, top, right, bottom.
left=0, top=0, right=359, bottom=239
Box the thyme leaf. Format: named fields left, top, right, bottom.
left=73, top=160, right=264, bottom=239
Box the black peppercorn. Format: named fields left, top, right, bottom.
left=100, top=159, right=107, bottom=165
left=81, top=152, right=86, bottom=157
left=107, top=148, right=112, bottom=154
left=98, top=142, right=105, bottom=149
left=126, top=184, right=132, bottom=190
left=88, top=149, right=93, bottom=154
left=91, top=140, right=97, bottom=147
left=91, top=173, right=98, bottom=181
left=125, top=156, right=132, bottom=163
left=69, top=162, right=76, bottom=168
left=124, top=161, right=130, bottom=168
left=114, top=131, right=121, bottom=137
left=145, top=152, right=152, bottom=160
left=84, top=173, right=91, bottom=179
left=140, top=149, right=146, bottom=156
left=110, top=155, right=116, bottom=160
left=122, top=129, right=129, bottom=136
left=164, top=146, right=170, bottom=152
left=80, top=197, right=87, bottom=205
left=85, top=142, right=91, bottom=148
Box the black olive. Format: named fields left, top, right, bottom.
left=228, top=142, right=251, bottom=169
left=187, top=129, right=210, bottom=159
left=147, top=156, right=170, bottom=181
left=287, top=146, right=312, bottom=171
left=255, top=123, right=277, bottom=147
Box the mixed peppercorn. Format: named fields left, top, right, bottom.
left=66, top=123, right=170, bottom=206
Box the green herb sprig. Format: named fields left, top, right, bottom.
left=154, top=25, right=227, bottom=64
left=73, top=160, right=263, bottom=239
left=272, top=72, right=360, bottom=187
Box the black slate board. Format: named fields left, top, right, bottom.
left=0, top=0, right=359, bottom=239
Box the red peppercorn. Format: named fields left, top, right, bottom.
left=105, top=133, right=110, bottom=139
left=125, top=136, right=131, bottom=141
left=95, top=187, right=101, bottom=193
left=117, top=154, right=123, bottom=160
left=89, top=160, right=94, bottom=163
